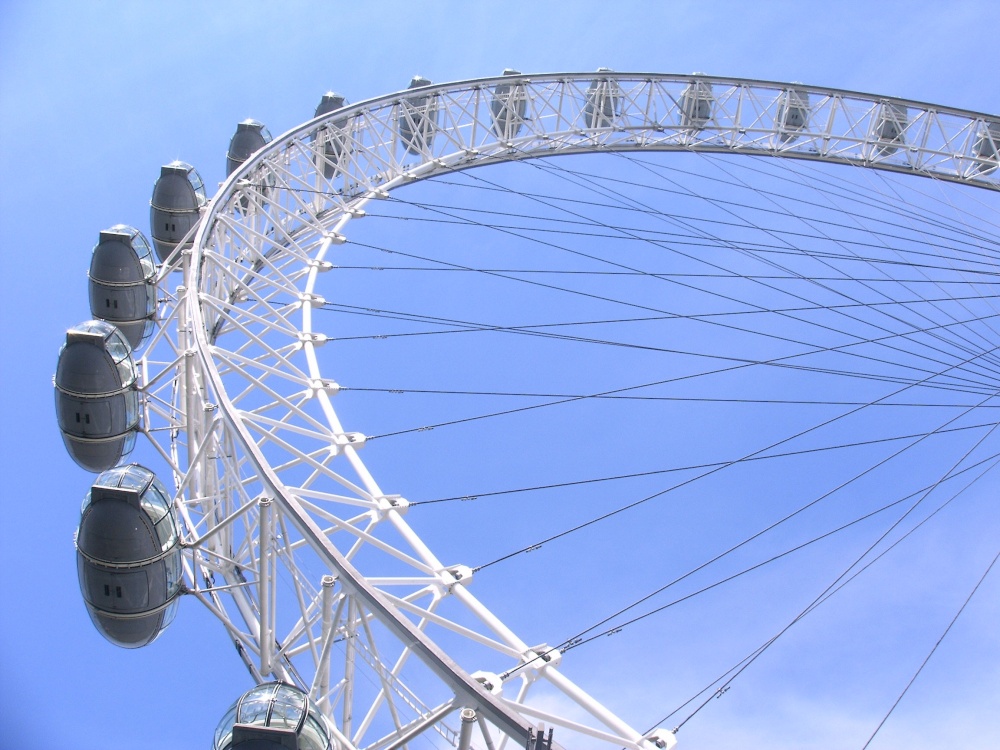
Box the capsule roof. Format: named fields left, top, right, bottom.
left=152, top=160, right=207, bottom=209
left=315, top=92, right=346, bottom=118
left=90, top=224, right=155, bottom=283
left=214, top=682, right=336, bottom=750
left=56, top=320, right=137, bottom=394
left=227, top=119, right=273, bottom=176
left=79, top=464, right=177, bottom=559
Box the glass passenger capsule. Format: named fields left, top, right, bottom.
left=54, top=320, right=139, bottom=472
left=76, top=464, right=182, bottom=648
left=150, top=160, right=207, bottom=263
left=227, top=119, right=273, bottom=177
left=582, top=67, right=620, bottom=130
left=873, top=101, right=908, bottom=156
left=398, top=75, right=438, bottom=155
left=680, top=78, right=714, bottom=131
left=777, top=87, right=810, bottom=143
left=88, top=224, right=157, bottom=349
left=972, top=121, right=1000, bottom=175
left=491, top=68, right=528, bottom=140
left=214, top=682, right=338, bottom=750
left=314, top=92, right=348, bottom=180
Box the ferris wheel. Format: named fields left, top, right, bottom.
left=55, top=71, right=1000, bottom=750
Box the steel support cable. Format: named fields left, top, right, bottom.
left=373, top=198, right=1000, bottom=278
left=471, top=348, right=1000, bottom=574
left=362, top=201, right=995, bottom=264
left=860, top=546, right=1000, bottom=749
left=374, top=177, right=1000, bottom=274
left=510, top=150, right=1000, bottom=352
left=851, top=164, right=1000, bottom=373
left=499, top=416, right=1000, bottom=689
left=318, top=270, right=1000, bottom=444
left=443, top=155, right=1000, bottom=388
left=547, top=151, right=1000, bottom=263
left=320, top=290, right=1000, bottom=343
left=333, top=221, right=1000, bottom=386
left=562, top=445, right=1000, bottom=654
left=341, top=232, right=1000, bottom=405
left=700, top=154, right=1000, bottom=376
left=492, top=157, right=1000, bottom=284
left=427, top=160, right=1000, bottom=265
left=410, top=418, right=1000, bottom=507
left=319, top=295, right=1000, bottom=396
left=710, top=151, right=1000, bottom=261
left=562, top=153, right=1000, bottom=383
left=345, top=320, right=1000, bottom=443
left=661, top=417, right=1000, bottom=736
left=647, top=155, right=1000, bottom=260
left=320, top=263, right=1000, bottom=286
left=351, top=215, right=1000, bottom=316
left=696, top=157, right=1000, bottom=372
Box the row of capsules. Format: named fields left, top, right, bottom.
left=48, top=69, right=626, bottom=649
left=53, top=91, right=352, bottom=750
left=52, top=116, right=278, bottom=649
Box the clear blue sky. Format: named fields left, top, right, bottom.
left=1, top=2, right=998, bottom=749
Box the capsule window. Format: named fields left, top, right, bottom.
left=104, top=584, right=110, bottom=596
left=116, top=586, right=122, bottom=598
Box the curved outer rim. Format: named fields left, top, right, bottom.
left=186, top=73, right=999, bottom=749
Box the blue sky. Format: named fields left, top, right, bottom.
left=1, top=2, right=999, bottom=749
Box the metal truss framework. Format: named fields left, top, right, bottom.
left=136, top=73, right=999, bottom=750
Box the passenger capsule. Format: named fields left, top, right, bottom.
left=777, top=88, right=810, bottom=143
left=972, top=121, right=1000, bottom=175
left=150, top=160, right=207, bottom=263
left=54, top=320, right=139, bottom=472
left=214, top=682, right=339, bottom=750
left=680, top=78, right=713, bottom=131
left=873, top=101, right=907, bottom=156
left=88, top=225, right=157, bottom=350
left=76, top=464, right=182, bottom=648
left=227, top=119, right=273, bottom=177
left=583, top=68, right=619, bottom=130
left=315, top=92, right=348, bottom=180
left=398, top=76, right=438, bottom=155
left=491, top=69, right=528, bottom=140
